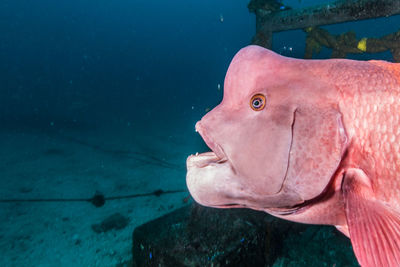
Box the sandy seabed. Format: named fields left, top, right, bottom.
left=0, top=122, right=193, bottom=267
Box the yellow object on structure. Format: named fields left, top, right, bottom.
left=357, top=37, right=367, bottom=52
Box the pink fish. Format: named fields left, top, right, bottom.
left=186, top=45, right=400, bottom=266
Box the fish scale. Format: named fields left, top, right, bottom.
left=329, top=62, right=400, bottom=207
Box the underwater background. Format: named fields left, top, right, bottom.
left=0, top=0, right=399, bottom=266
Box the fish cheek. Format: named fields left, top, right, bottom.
left=225, top=106, right=294, bottom=196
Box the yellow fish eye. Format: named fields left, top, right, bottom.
left=250, top=94, right=266, bottom=111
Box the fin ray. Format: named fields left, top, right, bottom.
left=343, top=168, right=400, bottom=267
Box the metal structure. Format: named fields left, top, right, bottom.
left=249, top=0, right=400, bottom=61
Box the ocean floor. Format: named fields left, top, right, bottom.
left=0, top=121, right=193, bottom=267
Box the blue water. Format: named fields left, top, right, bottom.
left=0, top=0, right=254, bottom=133
left=0, top=0, right=399, bottom=266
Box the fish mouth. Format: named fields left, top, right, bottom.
left=187, top=121, right=228, bottom=168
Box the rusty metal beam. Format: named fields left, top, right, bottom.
left=252, top=0, right=400, bottom=48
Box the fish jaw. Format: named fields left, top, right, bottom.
left=186, top=152, right=244, bottom=208
left=186, top=122, right=242, bottom=208
left=186, top=151, right=305, bottom=209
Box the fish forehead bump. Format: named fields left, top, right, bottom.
left=225, top=45, right=282, bottom=87
left=223, top=45, right=296, bottom=103
left=228, top=45, right=281, bottom=67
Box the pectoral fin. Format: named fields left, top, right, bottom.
left=343, top=168, right=400, bottom=267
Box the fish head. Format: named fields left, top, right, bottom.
left=186, top=45, right=347, bottom=212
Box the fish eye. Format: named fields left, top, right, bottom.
left=250, top=94, right=266, bottom=111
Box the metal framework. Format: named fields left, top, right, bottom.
left=249, top=0, right=400, bottom=61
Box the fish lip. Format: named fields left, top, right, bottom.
left=187, top=152, right=225, bottom=168
left=195, top=121, right=228, bottom=162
